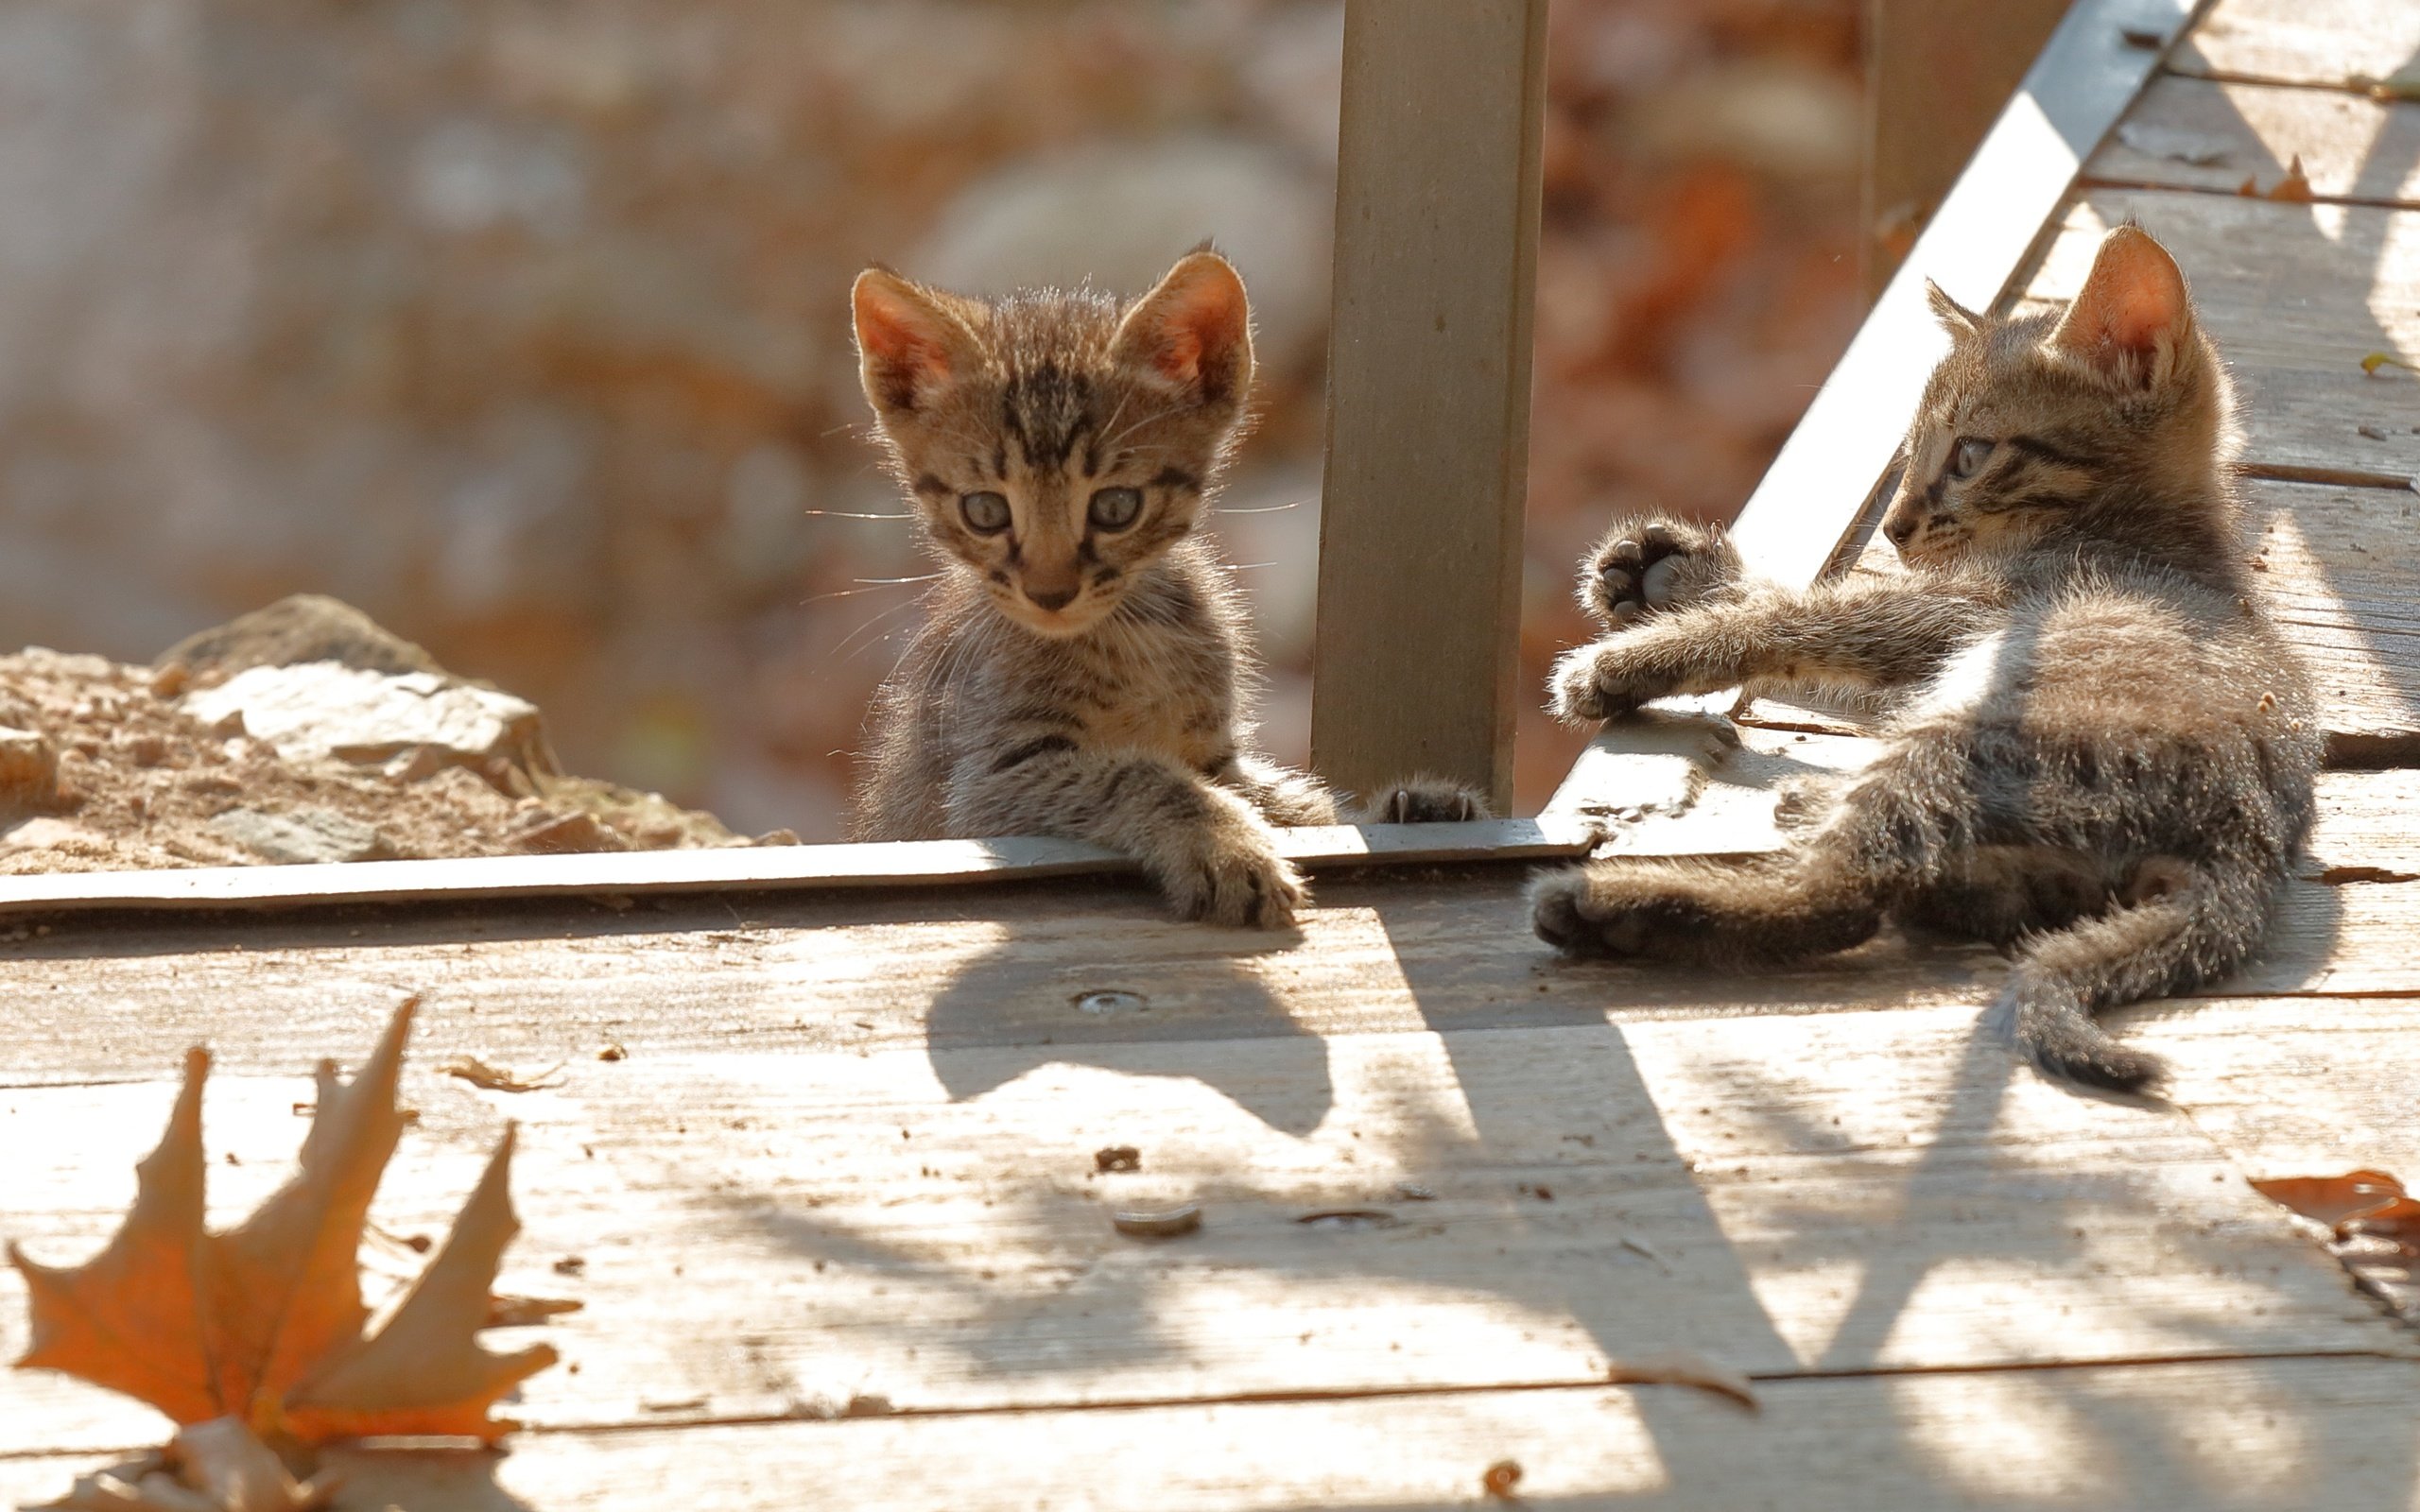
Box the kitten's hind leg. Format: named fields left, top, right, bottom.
left=1530, top=742, right=1960, bottom=965
left=1354, top=775, right=1492, bottom=824
left=2001, top=857, right=2273, bottom=1092
left=1530, top=852, right=1883, bottom=966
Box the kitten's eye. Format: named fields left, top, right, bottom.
left=959, top=491, right=1011, bottom=534
left=1087, top=487, right=1143, bottom=531
left=1948, top=437, right=1995, bottom=480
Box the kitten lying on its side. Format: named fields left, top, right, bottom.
left=847, top=249, right=1483, bottom=927
left=1530, top=224, right=2319, bottom=1091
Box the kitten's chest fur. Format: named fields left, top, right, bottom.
left=852, top=541, right=1249, bottom=839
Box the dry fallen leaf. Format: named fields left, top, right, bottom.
left=439, top=1055, right=563, bottom=1093
left=2269, top=154, right=2315, bottom=203
left=2253, top=1169, right=2419, bottom=1324
left=2238, top=155, right=2315, bottom=202
left=12, top=998, right=559, bottom=1510
left=36, top=1418, right=344, bottom=1512
left=1607, top=1349, right=1761, bottom=1411
left=2250, top=1169, right=2406, bottom=1230
left=2360, top=352, right=2417, bottom=377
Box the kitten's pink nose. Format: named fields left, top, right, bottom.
left=1025, top=585, right=1078, bottom=612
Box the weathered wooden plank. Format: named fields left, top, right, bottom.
left=0, top=818, right=1608, bottom=920
left=1, top=770, right=2418, bottom=1090
left=1861, top=0, right=2070, bottom=297
left=2308, top=765, right=2420, bottom=876
left=2, top=1004, right=2402, bottom=1452
left=2242, top=478, right=2420, bottom=763
left=1725, top=0, right=2190, bottom=592
left=2028, top=189, right=2420, bottom=482
left=9, top=1357, right=2419, bottom=1512
left=2088, top=75, right=2420, bottom=202
left=2139, top=994, right=2420, bottom=1180
left=1311, top=0, right=1548, bottom=813
left=2174, top=0, right=2420, bottom=90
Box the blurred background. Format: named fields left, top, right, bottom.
left=0, top=0, right=1866, bottom=837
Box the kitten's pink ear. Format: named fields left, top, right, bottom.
left=1113, top=250, right=1253, bottom=406
left=2047, top=224, right=2193, bottom=385
left=1926, top=281, right=1981, bottom=339
left=854, top=269, right=977, bottom=415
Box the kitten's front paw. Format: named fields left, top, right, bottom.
left=1529, top=866, right=1661, bottom=956
left=1160, top=818, right=1305, bottom=929
left=1548, top=640, right=1683, bottom=724
left=1355, top=776, right=1492, bottom=824
left=1581, top=516, right=1743, bottom=628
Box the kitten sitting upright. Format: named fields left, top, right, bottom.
left=847, top=249, right=1483, bottom=926
left=1530, top=224, right=2319, bottom=1091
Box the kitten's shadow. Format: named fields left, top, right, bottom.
left=921, top=930, right=1332, bottom=1137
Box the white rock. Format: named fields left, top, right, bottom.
left=181, top=662, right=547, bottom=777
left=0, top=816, right=102, bottom=852
left=206, top=807, right=392, bottom=866
left=908, top=135, right=1333, bottom=371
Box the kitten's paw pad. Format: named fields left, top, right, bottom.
left=1581, top=516, right=1742, bottom=627
left=1357, top=777, right=1492, bottom=824
left=1166, top=833, right=1305, bottom=929
left=1530, top=869, right=1651, bottom=955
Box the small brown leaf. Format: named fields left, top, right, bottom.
left=439, top=1056, right=563, bottom=1093
left=2266, top=155, right=2315, bottom=202
left=1608, top=1349, right=1761, bottom=1411
left=2251, top=1170, right=2406, bottom=1228
left=486, top=1294, right=585, bottom=1328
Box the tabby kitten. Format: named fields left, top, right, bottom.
left=1530, top=224, right=2318, bottom=1091
left=847, top=249, right=1483, bottom=926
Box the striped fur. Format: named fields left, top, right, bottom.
left=847, top=251, right=1483, bottom=927
left=1533, top=225, right=2320, bottom=1091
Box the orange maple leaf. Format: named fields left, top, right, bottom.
left=9, top=998, right=557, bottom=1448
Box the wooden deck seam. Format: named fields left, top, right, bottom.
left=2238, top=462, right=2420, bottom=493
left=2169, top=66, right=2420, bottom=100
left=13, top=1342, right=2406, bottom=1465
left=2079, top=173, right=2420, bottom=216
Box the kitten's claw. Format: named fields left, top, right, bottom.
left=1549, top=642, right=1681, bottom=724
left=1162, top=826, right=1305, bottom=928
left=1356, top=777, right=1492, bottom=824
left=1581, top=515, right=1743, bottom=629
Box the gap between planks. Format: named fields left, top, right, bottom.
left=8, top=1356, right=2419, bottom=1512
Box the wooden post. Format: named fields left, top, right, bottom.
left=1311, top=0, right=1548, bottom=816
left=1862, top=0, right=2072, bottom=300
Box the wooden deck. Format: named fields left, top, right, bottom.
left=9, top=1, right=2420, bottom=1506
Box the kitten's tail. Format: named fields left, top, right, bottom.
left=1999, top=859, right=2273, bottom=1092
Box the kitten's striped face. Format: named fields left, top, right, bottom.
left=854, top=253, right=1253, bottom=636
left=1882, top=226, right=2229, bottom=568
